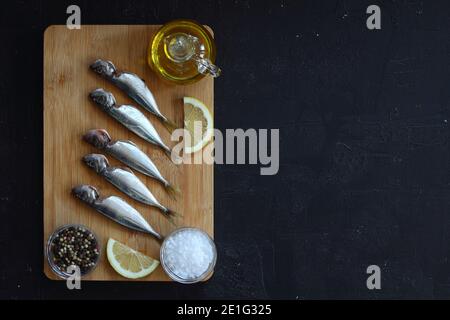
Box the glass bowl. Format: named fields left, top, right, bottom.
left=148, top=19, right=217, bottom=85
left=160, top=227, right=217, bottom=284
left=46, top=224, right=101, bottom=279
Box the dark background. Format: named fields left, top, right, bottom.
left=1, top=0, right=450, bottom=299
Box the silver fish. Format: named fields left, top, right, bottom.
left=90, top=59, right=177, bottom=133
left=83, top=129, right=180, bottom=199
left=83, top=154, right=178, bottom=220
left=71, top=185, right=162, bottom=240
left=89, top=88, right=172, bottom=156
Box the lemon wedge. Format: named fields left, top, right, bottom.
left=183, top=97, right=213, bottom=154
left=106, top=238, right=159, bottom=279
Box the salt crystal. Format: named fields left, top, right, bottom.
left=162, top=228, right=215, bottom=280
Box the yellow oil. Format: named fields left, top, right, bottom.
left=148, top=20, right=216, bottom=85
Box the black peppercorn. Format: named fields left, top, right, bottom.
left=49, top=226, right=99, bottom=275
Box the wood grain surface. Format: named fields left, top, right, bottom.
left=43, top=25, right=214, bottom=281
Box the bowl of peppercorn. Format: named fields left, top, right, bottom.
left=46, top=224, right=101, bottom=279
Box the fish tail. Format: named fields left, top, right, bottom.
left=162, top=207, right=182, bottom=226
left=161, top=117, right=178, bottom=134
left=163, top=147, right=182, bottom=165
left=150, top=230, right=164, bottom=242
left=148, top=230, right=164, bottom=243
left=165, top=183, right=181, bottom=200
left=163, top=148, right=173, bottom=161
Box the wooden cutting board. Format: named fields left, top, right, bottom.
left=43, top=25, right=214, bottom=281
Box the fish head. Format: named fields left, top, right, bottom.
left=90, top=59, right=116, bottom=78
left=83, top=154, right=109, bottom=173
left=83, top=129, right=111, bottom=149
left=71, top=185, right=99, bottom=204
left=89, top=88, right=116, bottom=109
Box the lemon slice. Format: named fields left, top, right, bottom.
left=183, top=97, right=213, bottom=154
left=106, top=238, right=159, bottom=279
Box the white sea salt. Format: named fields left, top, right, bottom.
left=162, top=228, right=215, bottom=281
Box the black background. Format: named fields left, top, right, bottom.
left=1, top=0, right=450, bottom=299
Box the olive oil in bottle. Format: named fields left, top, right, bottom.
left=148, top=20, right=221, bottom=85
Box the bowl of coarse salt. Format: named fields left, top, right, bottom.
left=160, top=227, right=217, bottom=283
